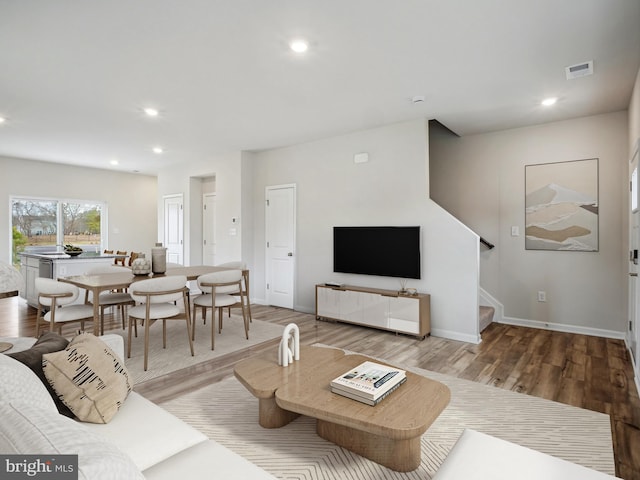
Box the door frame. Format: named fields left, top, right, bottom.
left=629, top=139, right=640, bottom=383
left=202, top=193, right=216, bottom=266
left=163, top=193, right=184, bottom=265
left=265, top=183, right=296, bottom=308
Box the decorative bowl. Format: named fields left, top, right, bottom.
left=64, top=249, right=83, bottom=257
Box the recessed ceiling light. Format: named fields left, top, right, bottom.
left=144, top=107, right=159, bottom=117
left=0, top=116, right=6, bottom=124
left=110, top=159, right=119, bottom=166
left=289, top=39, right=308, bottom=54
left=152, top=147, right=163, bottom=154
left=541, top=97, right=557, bottom=106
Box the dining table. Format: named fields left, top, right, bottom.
left=58, top=265, right=250, bottom=336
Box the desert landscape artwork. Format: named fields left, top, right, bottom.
left=525, top=158, right=599, bottom=251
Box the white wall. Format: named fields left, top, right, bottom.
left=251, top=119, right=480, bottom=343
left=156, top=152, right=244, bottom=266
left=0, top=156, right=157, bottom=263
left=630, top=68, right=640, bottom=156
left=430, top=111, right=628, bottom=337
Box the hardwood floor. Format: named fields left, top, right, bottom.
left=2, top=297, right=639, bottom=479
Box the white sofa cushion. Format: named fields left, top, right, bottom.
left=433, top=429, right=619, bottom=480
left=81, top=392, right=207, bottom=472
left=0, top=402, right=144, bottom=480
left=142, top=439, right=278, bottom=480
left=99, top=334, right=125, bottom=360
left=0, top=351, right=57, bottom=412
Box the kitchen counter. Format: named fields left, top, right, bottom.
left=19, top=252, right=126, bottom=307
left=19, top=252, right=124, bottom=260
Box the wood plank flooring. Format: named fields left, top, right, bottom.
left=1, top=297, right=639, bottom=479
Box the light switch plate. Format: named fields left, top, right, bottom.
left=511, top=226, right=519, bottom=236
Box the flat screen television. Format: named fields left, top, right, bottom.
left=333, top=226, right=421, bottom=279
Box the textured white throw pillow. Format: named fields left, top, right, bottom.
left=0, top=402, right=144, bottom=480
left=42, top=333, right=132, bottom=423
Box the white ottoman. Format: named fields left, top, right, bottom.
left=433, top=429, right=619, bottom=480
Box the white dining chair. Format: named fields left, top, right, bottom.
left=215, top=261, right=252, bottom=327
left=35, top=278, right=95, bottom=336
left=193, top=269, right=248, bottom=350
left=127, top=275, right=193, bottom=371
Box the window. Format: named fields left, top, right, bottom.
left=11, top=197, right=106, bottom=264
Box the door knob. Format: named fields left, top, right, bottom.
left=288, top=252, right=293, bottom=257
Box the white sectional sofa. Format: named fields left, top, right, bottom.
left=433, top=429, right=619, bottom=480
left=0, top=334, right=276, bottom=480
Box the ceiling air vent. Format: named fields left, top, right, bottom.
left=565, top=61, right=593, bottom=80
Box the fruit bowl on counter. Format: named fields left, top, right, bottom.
left=63, top=245, right=83, bottom=257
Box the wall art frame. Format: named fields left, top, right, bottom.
left=525, top=158, right=599, bottom=251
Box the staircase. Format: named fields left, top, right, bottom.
left=479, top=305, right=495, bottom=333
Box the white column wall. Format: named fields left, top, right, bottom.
left=157, top=151, right=243, bottom=266
left=251, top=119, right=480, bottom=342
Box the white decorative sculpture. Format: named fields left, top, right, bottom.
left=278, top=323, right=300, bottom=367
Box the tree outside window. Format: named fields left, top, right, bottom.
left=11, top=198, right=105, bottom=264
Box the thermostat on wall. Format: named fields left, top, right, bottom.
left=354, top=152, right=369, bottom=164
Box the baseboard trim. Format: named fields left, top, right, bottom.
left=623, top=337, right=640, bottom=398
left=431, top=328, right=482, bottom=345
left=296, top=305, right=314, bottom=315
left=498, top=316, right=626, bottom=340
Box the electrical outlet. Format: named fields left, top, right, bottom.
left=537, top=291, right=546, bottom=302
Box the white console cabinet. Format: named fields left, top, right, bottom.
left=315, top=284, right=430, bottom=338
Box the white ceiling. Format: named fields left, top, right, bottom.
left=1, top=1, right=639, bottom=175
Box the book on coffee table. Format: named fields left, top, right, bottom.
left=331, top=376, right=407, bottom=405
left=330, top=361, right=406, bottom=401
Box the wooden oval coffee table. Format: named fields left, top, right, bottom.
left=234, top=345, right=450, bottom=472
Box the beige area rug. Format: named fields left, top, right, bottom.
left=160, top=352, right=615, bottom=480
left=105, top=314, right=284, bottom=384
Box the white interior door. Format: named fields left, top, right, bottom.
left=265, top=184, right=296, bottom=309
left=630, top=142, right=640, bottom=366
left=203, top=193, right=216, bottom=266
left=164, top=194, right=184, bottom=265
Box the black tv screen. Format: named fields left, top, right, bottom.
left=333, top=226, right=421, bottom=279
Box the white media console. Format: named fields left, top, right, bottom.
left=315, top=284, right=430, bottom=339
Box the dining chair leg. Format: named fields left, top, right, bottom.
left=144, top=315, right=151, bottom=371
left=210, top=308, right=216, bottom=350
left=240, top=293, right=249, bottom=340
left=100, top=306, right=106, bottom=336
left=191, top=303, right=197, bottom=341
left=162, top=319, right=167, bottom=349
left=127, top=315, right=133, bottom=358
left=183, top=294, right=194, bottom=357
left=246, top=297, right=252, bottom=327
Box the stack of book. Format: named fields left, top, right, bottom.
left=330, top=361, right=406, bottom=406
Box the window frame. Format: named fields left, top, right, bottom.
left=11, top=195, right=108, bottom=258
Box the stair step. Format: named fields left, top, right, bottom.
left=479, top=305, right=495, bottom=333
